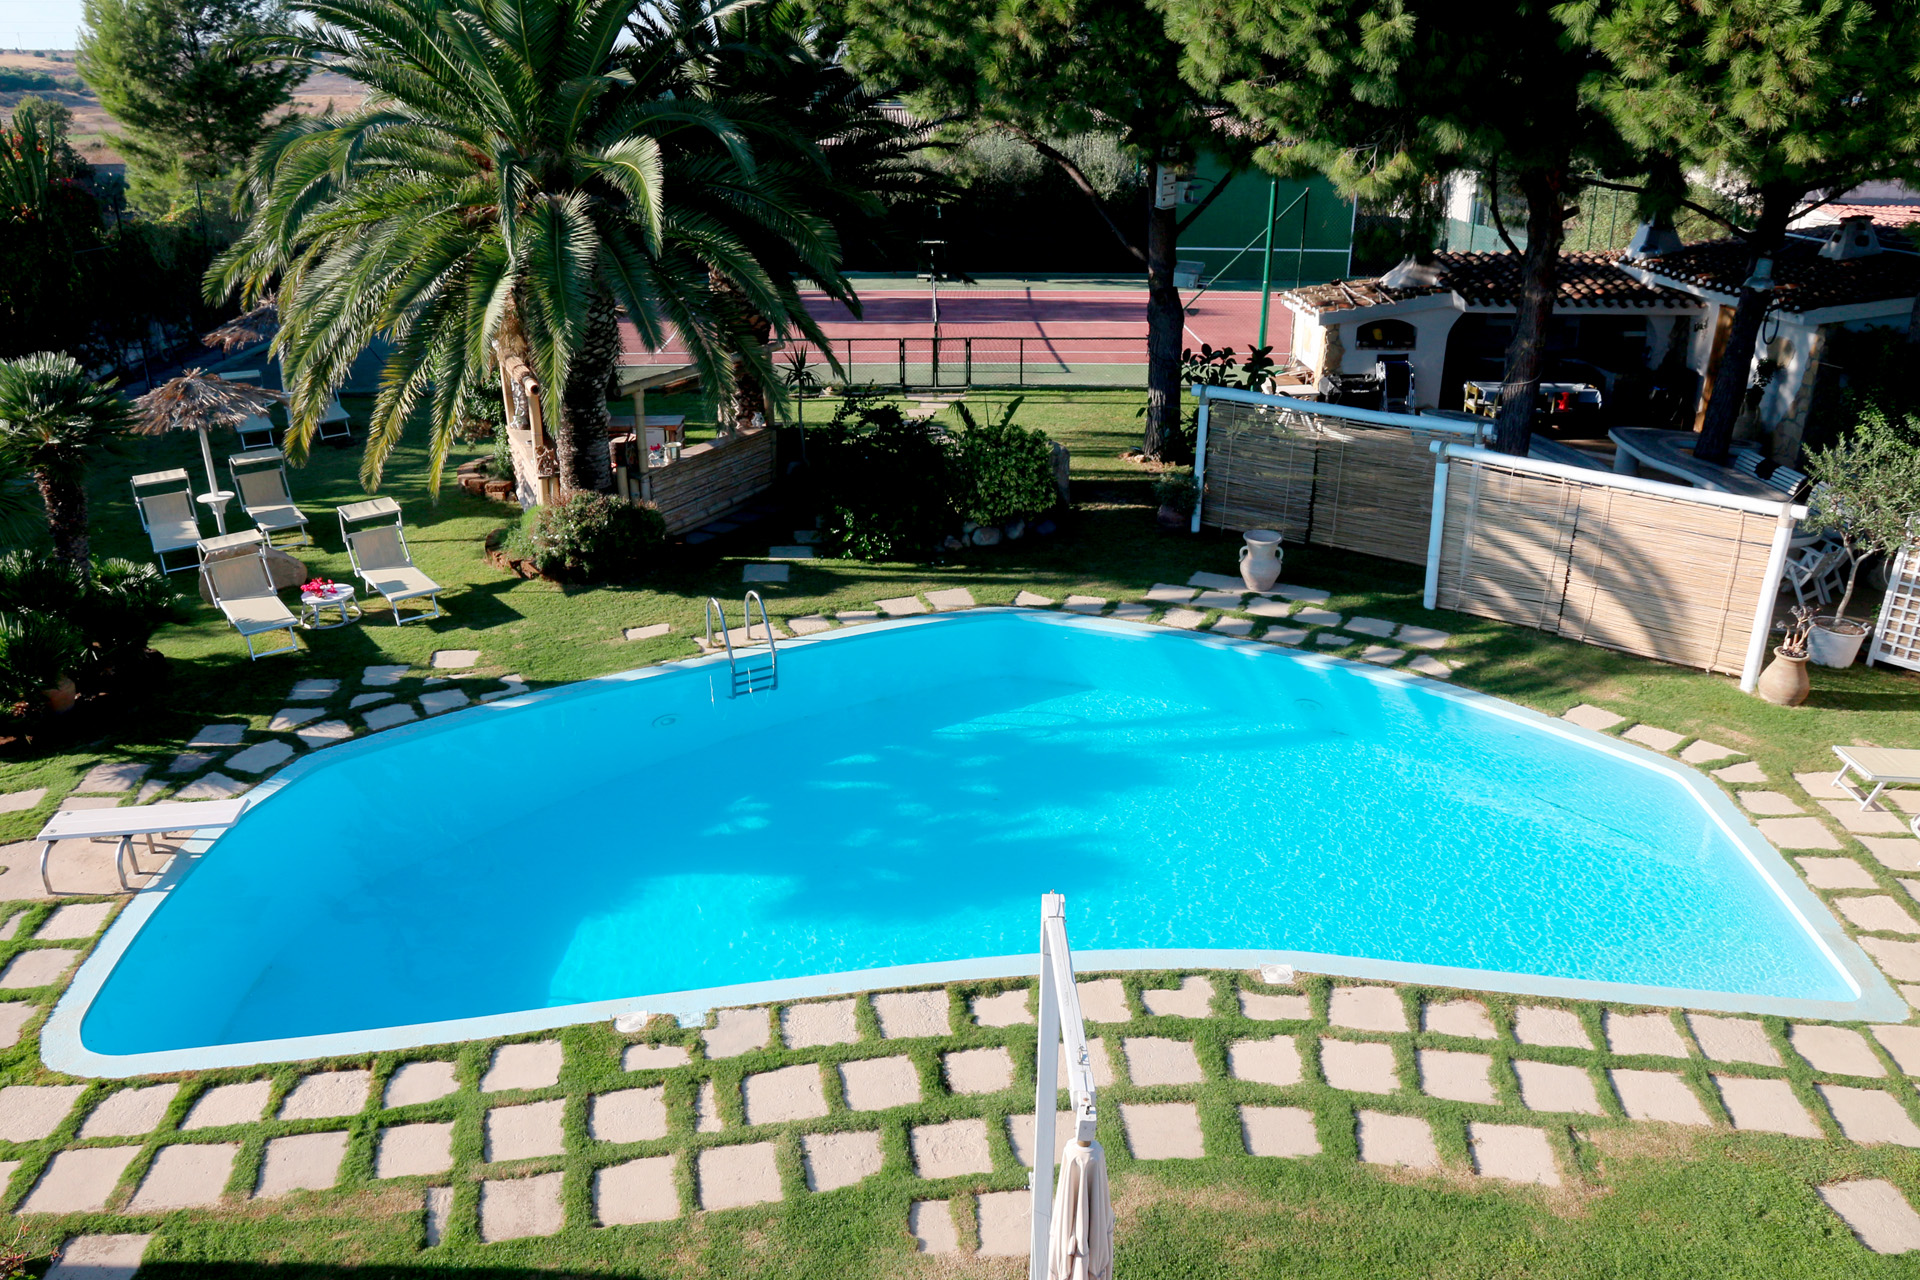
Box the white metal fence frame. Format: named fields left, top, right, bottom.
left=1424, top=443, right=1806, bottom=692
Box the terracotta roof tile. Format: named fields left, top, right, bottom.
left=1281, top=251, right=1699, bottom=315
left=1639, top=237, right=1920, bottom=313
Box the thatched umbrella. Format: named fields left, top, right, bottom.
left=202, top=301, right=279, bottom=354
left=132, top=370, right=287, bottom=534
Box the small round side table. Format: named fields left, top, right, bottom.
left=300, top=583, right=362, bottom=629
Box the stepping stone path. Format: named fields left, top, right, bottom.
left=1191, top=590, right=1244, bottom=610
left=623, top=623, right=671, bottom=642
left=1211, top=616, right=1255, bottom=637
left=281, top=1070, right=371, bottom=1119
left=1262, top=627, right=1308, bottom=646
left=1355, top=1111, right=1437, bottom=1169
left=1738, top=790, right=1802, bottom=814
left=767, top=546, right=814, bottom=559
left=349, top=693, right=392, bottom=709
left=1240, top=1104, right=1320, bottom=1157
left=256, top=1131, right=349, bottom=1198
left=80, top=1084, right=177, bottom=1139
left=1360, top=645, right=1405, bottom=664
left=1345, top=617, right=1398, bottom=638
left=1121, top=1102, right=1204, bottom=1160
left=1123, top=1037, right=1203, bottom=1086
left=1514, top=1006, right=1591, bottom=1048
left=1063, top=595, right=1105, bottom=614
left=168, top=751, right=215, bottom=774
left=75, top=762, right=148, bottom=794
left=909, top=1200, right=958, bottom=1253
left=624, top=1043, right=692, bottom=1072
left=873, top=990, right=948, bottom=1038
left=430, top=650, right=479, bottom=669
left=596, top=1155, right=679, bottom=1223
left=1419, top=1049, right=1496, bottom=1104
left=486, top=1099, right=566, bottom=1160
left=836, top=610, right=879, bottom=622
left=1561, top=704, right=1624, bottom=731
left=1623, top=724, right=1685, bottom=752
left=1797, top=857, right=1879, bottom=889
left=419, top=688, right=470, bottom=716
left=287, top=679, right=339, bottom=700
left=0, top=788, right=46, bottom=813
left=176, top=772, right=249, bottom=800
left=1146, top=583, right=1195, bottom=603
left=1758, top=817, right=1841, bottom=849
left=1229, top=1035, right=1302, bottom=1087
left=1604, top=1012, right=1688, bottom=1057
left=1075, top=979, right=1131, bottom=1023
left=1469, top=1123, right=1559, bottom=1185
left=742, top=563, right=788, bottom=583
left=1330, top=986, right=1407, bottom=1033
left=977, top=1189, right=1032, bottom=1256
left=377, top=1122, right=455, bottom=1177
left=1008, top=1111, right=1074, bottom=1169
left=972, top=989, right=1033, bottom=1027
left=875, top=595, right=925, bottom=616
left=1714, top=1075, right=1820, bottom=1137
left=0, top=950, right=78, bottom=988
left=1715, top=761, right=1768, bottom=783
left=1514, top=1060, right=1603, bottom=1115
left=1688, top=1014, right=1780, bottom=1065
left=1681, top=739, right=1740, bottom=764
left=362, top=703, right=418, bottom=731
left=189, top=724, right=247, bottom=747
left=590, top=1088, right=667, bottom=1144
left=227, top=740, right=295, bottom=774
left=704, top=1008, right=770, bottom=1058
left=480, top=1171, right=564, bottom=1241
left=788, top=616, right=833, bottom=635
left=131, top=1143, right=237, bottom=1210
left=699, top=1143, right=782, bottom=1208
left=784, top=998, right=859, bottom=1047
left=24, top=1148, right=140, bottom=1213
left=1247, top=598, right=1292, bottom=619
left=1792, top=1025, right=1888, bottom=1077
left=1014, top=590, right=1054, bottom=607
left=1610, top=1070, right=1710, bottom=1125
left=296, top=720, right=353, bottom=749
left=184, top=1081, right=272, bottom=1130
left=1873, top=1025, right=1920, bottom=1074
left=1141, top=975, right=1213, bottom=1017
left=44, top=1234, right=152, bottom=1280
left=482, top=1041, right=563, bottom=1091
left=944, top=1046, right=1014, bottom=1095
left=1819, top=1084, right=1920, bottom=1146
left=0, top=1084, right=86, bottom=1141
left=742, top=1064, right=828, bottom=1124
left=1241, top=991, right=1311, bottom=1020
left=1160, top=608, right=1206, bottom=629
left=363, top=664, right=409, bottom=686
left=840, top=1056, right=921, bottom=1111
left=1110, top=602, right=1153, bottom=621
left=1320, top=1039, right=1399, bottom=1094
left=925, top=587, right=974, bottom=611
left=386, top=1061, right=460, bottom=1107
left=1294, top=608, right=1342, bottom=628
left=38, top=902, right=112, bottom=940
left=1821, top=1179, right=1920, bottom=1254
left=1187, top=572, right=1245, bottom=591
left=911, top=1118, right=993, bottom=1177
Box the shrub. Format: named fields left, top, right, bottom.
left=485, top=430, right=516, bottom=483
left=0, top=611, right=83, bottom=704
left=1154, top=466, right=1198, bottom=515
left=507, top=492, right=665, bottom=581
left=951, top=400, right=1058, bottom=526
left=0, top=551, right=180, bottom=674
left=813, top=392, right=959, bottom=560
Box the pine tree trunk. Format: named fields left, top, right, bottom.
left=37, top=468, right=88, bottom=583
left=1490, top=170, right=1566, bottom=456
left=557, top=291, right=620, bottom=495
left=1144, top=197, right=1182, bottom=457
left=1695, top=187, right=1796, bottom=464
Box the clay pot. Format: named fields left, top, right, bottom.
left=1808, top=616, right=1870, bottom=669
left=41, top=675, right=77, bottom=715
left=1240, top=529, right=1283, bottom=591
left=1755, top=648, right=1810, bottom=707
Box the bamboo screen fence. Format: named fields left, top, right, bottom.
left=1434, top=452, right=1788, bottom=676
left=1197, top=395, right=1468, bottom=565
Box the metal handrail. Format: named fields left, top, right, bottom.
left=703, top=596, right=735, bottom=667
left=744, top=590, right=777, bottom=687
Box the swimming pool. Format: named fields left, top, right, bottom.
left=47, top=609, right=1899, bottom=1075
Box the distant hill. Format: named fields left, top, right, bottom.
left=0, top=50, right=371, bottom=171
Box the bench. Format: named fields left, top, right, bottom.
left=34, top=798, right=248, bottom=895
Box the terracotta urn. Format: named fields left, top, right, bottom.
left=41, top=675, right=77, bottom=715
left=1755, top=647, right=1810, bottom=707
left=1240, top=529, right=1283, bottom=591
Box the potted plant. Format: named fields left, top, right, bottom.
left=1800, top=408, right=1920, bottom=668
left=1154, top=467, right=1197, bottom=531
left=1756, top=605, right=1813, bottom=706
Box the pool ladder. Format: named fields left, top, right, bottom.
left=704, top=592, right=778, bottom=696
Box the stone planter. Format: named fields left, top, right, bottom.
left=1808, top=616, right=1870, bottom=669
left=1157, top=504, right=1190, bottom=531
left=1240, top=529, right=1283, bottom=591
left=1754, top=648, right=1810, bottom=707
left=483, top=478, right=515, bottom=502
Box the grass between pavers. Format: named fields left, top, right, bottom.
left=0, top=972, right=1917, bottom=1275
left=0, top=388, right=1915, bottom=1273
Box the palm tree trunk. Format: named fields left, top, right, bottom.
left=1489, top=169, right=1567, bottom=456
left=711, top=270, right=771, bottom=433
left=557, top=292, right=620, bottom=495
left=36, top=468, right=88, bottom=583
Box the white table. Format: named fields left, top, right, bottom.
left=300, top=583, right=362, bottom=629
left=197, top=489, right=236, bottom=535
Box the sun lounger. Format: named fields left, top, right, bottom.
left=130, top=469, right=203, bottom=574
left=316, top=396, right=351, bottom=443
left=34, top=797, right=247, bottom=894
left=340, top=497, right=444, bottom=624
left=1831, top=746, right=1920, bottom=815
left=229, top=449, right=312, bottom=546
left=201, top=543, right=300, bottom=659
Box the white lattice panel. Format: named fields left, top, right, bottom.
left=1870, top=541, right=1920, bottom=672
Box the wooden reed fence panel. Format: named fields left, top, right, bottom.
left=1435, top=462, right=1580, bottom=630
left=645, top=426, right=777, bottom=534
left=1558, top=486, right=1776, bottom=675
left=1436, top=456, right=1779, bottom=675
left=1312, top=423, right=1449, bottom=564
left=1200, top=401, right=1315, bottom=543
left=1199, top=401, right=1447, bottom=564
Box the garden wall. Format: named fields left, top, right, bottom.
left=1193, top=386, right=1480, bottom=565
left=1428, top=447, right=1803, bottom=684
left=638, top=425, right=778, bottom=535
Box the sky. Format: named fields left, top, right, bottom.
left=0, top=0, right=84, bottom=51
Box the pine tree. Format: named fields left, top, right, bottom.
left=1156, top=0, right=1626, bottom=455
left=1561, top=0, right=1920, bottom=462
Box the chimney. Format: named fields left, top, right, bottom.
left=1820, top=214, right=1881, bottom=260
left=1624, top=219, right=1683, bottom=261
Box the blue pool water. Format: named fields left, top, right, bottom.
left=73, top=610, right=1869, bottom=1064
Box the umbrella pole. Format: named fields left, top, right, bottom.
left=1030, top=897, right=1063, bottom=1280
left=197, top=425, right=227, bottom=535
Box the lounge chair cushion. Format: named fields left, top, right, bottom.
left=138, top=491, right=200, bottom=552
left=203, top=555, right=296, bottom=634
left=243, top=501, right=308, bottom=532
left=362, top=566, right=441, bottom=603
left=349, top=526, right=442, bottom=603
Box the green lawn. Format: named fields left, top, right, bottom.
left=0, top=387, right=1915, bottom=1276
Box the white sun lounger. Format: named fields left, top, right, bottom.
left=340, top=497, right=444, bottom=624
left=34, top=797, right=247, bottom=894
left=130, top=469, right=203, bottom=574
left=201, top=544, right=300, bottom=659
left=229, top=448, right=312, bottom=546
left=1831, top=747, right=1920, bottom=830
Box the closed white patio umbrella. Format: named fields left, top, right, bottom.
left=1030, top=894, right=1114, bottom=1280
left=1047, top=1136, right=1113, bottom=1280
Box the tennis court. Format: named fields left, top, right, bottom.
left=619, top=280, right=1293, bottom=389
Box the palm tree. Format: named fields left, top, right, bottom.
left=211, top=0, right=848, bottom=497
left=0, top=353, right=130, bottom=582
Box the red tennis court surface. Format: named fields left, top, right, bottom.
left=619, top=284, right=1291, bottom=379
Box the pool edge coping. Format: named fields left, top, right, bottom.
left=41, top=607, right=1907, bottom=1078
